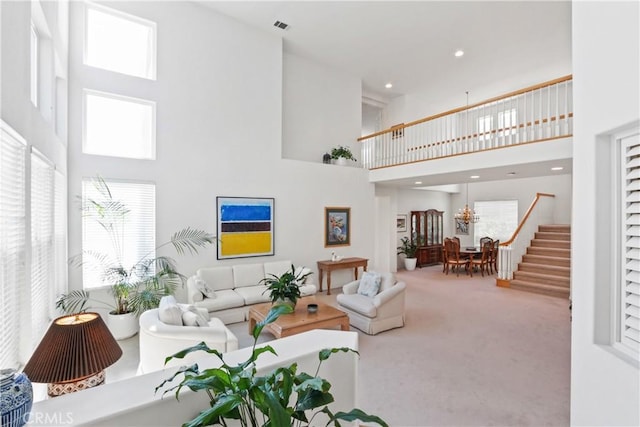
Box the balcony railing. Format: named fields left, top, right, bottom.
left=358, top=75, right=573, bottom=169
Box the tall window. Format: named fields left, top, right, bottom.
left=499, top=108, right=518, bottom=137
left=84, top=2, right=157, bottom=80
left=30, top=150, right=55, bottom=347
left=477, top=114, right=493, bottom=142
left=83, top=89, right=156, bottom=159
left=82, top=179, right=156, bottom=290
left=618, top=131, right=640, bottom=354
left=473, top=200, right=518, bottom=246
left=0, top=122, right=26, bottom=369
left=30, top=24, right=38, bottom=106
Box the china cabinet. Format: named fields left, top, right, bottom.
left=410, top=209, right=444, bottom=267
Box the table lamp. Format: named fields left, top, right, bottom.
left=22, top=312, right=122, bottom=397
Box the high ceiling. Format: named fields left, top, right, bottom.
left=199, top=1, right=572, bottom=101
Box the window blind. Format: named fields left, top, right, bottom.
left=30, top=150, right=54, bottom=348
left=0, top=122, right=26, bottom=369
left=621, top=133, right=640, bottom=351
left=82, top=179, right=156, bottom=290
left=473, top=200, right=518, bottom=247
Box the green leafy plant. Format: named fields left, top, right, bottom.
left=397, top=236, right=418, bottom=259
left=260, top=265, right=311, bottom=308
left=156, top=304, right=388, bottom=427
left=330, top=146, right=356, bottom=162
left=56, top=176, right=215, bottom=316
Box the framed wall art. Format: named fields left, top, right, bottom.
left=325, top=207, right=350, bottom=247
left=455, top=218, right=469, bottom=235
left=397, top=214, right=407, bottom=232
left=217, top=196, right=274, bottom=259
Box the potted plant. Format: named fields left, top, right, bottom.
left=330, top=145, right=357, bottom=166
left=156, top=304, right=388, bottom=427
left=397, top=236, right=418, bottom=271
left=56, top=176, right=215, bottom=339
left=260, top=264, right=311, bottom=308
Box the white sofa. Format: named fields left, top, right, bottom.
left=186, top=260, right=317, bottom=324
left=336, top=272, right=406, bottom=335
left=138, top=307, right=239, bottom=375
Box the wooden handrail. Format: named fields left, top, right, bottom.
left=358, top=75, right=573, bottom=142
left=500, top=193, right=555, bottom=246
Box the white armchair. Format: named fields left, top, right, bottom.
left=336, top=272, right=406, bottom=335
left=138, top=308, right=239, bottom=375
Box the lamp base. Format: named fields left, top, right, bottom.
left=47, top=371, right=105, bottom=397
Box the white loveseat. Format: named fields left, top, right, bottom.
left=336, top=272, right=406, bottom=335
left=186, top=260, right=317, bottom=324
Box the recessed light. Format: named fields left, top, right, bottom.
left=414, top=181, right=422, bottom=185
left=385, top=83, right=393, bottom=89
left=470, top=175, right=480, bottom=179
left=551, top=166, right=564, bottom=171
left=454, top=50, right=464, bottom=57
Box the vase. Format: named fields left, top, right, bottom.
left=1, top=369, right=33, bottom=427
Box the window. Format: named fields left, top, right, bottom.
left=498, top=108, right=518, bottom=136
left=618, top=131, right=640, bottom=354
left=82, top=179, right=156, bottom=290
left=84, top=2, right=157, bottom=80
left=30, top=150, right=54, bottom=347
left=473, top=200, right=518, bottom=247
left=30, top=24, right=38, bottom=106
left=0, top=122, right=26, bottom=369
left=477, top=114, right=493, bottom=142
left=83, top=89, right=156, bottom=159
left=54, top=170, right=68, bottom=305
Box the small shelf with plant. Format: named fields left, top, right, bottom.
left=330, top=146, right=357, bottom=164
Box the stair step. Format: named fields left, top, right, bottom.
left=518, top=262, right=570, bottom=277
left=530, top=239, right=571, bottom=249
left=522, top=254, right=571, bottom=267
left=510, top=279, right=570, bottom=299
left=513, top=270, right=570, bottom=287
left=539, top=224, right=571, bottom=233
left=527, top=247, right=571, bottom=258
left=534, top=231, right=571, bottom=241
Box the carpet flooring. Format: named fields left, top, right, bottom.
left=93, top=265, right=571, bottom=426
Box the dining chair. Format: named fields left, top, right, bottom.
left=489, top=239, right=500, bottom=274
left=444, top=238, right=468, bottom=276
left=469, top=240, right=492, bottom=277
left=479, top=236, right=493, bottom=248
left=442, top=239, right=449, bottom=273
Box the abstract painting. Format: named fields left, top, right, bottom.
left=325, top=207, right=350, bottom=247
left=217, top=197, right=274, bottom=259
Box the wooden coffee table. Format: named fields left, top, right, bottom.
left=248, top=297, right=350, bottom=339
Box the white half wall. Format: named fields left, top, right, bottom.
left=571, top=2, right=640, bottom=425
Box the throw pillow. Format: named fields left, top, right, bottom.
left=195, top=278, right=217, bottom=299
left=182, top=310, right=199, bottom=327
left=178, top=303, right=210, bottom=326
left=158, top=295, right=183, bottom=326
left=357, top=271, right=381, bottom=298
left=294, top=266, right=312, bottom=284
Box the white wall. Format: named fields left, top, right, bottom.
left=282, top=52, right=361, bottom=163
left=66, top=1, right=375, bottom=304
left=571, top=2, right=640, bottom=425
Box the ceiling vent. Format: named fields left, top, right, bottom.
left=273, top=21, right=289, bottom=30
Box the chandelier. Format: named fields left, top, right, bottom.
left=455, top=183, right=479, bottom=224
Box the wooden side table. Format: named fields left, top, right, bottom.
left=316, top=257, right=368, bottom=295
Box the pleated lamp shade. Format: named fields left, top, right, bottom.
left=23, top=313, right=122, bottom=387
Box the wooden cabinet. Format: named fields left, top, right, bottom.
left=410, top=209, right=444, bottom=267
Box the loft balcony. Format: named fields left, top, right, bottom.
left=359, top=76, right=573, bottom=185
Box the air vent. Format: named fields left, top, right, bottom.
left=273, top=20, right=289, bottom=30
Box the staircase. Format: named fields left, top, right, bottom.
left=510, top=224, right=571, bottom=298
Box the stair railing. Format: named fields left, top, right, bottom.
left=497, top=193, right=555, bottom=285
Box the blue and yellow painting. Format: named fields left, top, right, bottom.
left=217, top=197, right=274, bottom=259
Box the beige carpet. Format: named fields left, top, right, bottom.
left=350, top=266, right=571, bottom=427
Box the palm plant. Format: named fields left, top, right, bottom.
left=156, top=305, right=388, bottom=427
left=397, top=236, right=418, bottom=258
left=56, top=176, right=215, bottom=316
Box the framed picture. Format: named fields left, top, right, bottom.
left=216, top=197, right=274, bottom=259
left=325, top=207, right=350, bottom=247
left=455, top=218, right=469, bottom=235
left=397, top=214, right=407, bottom=232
